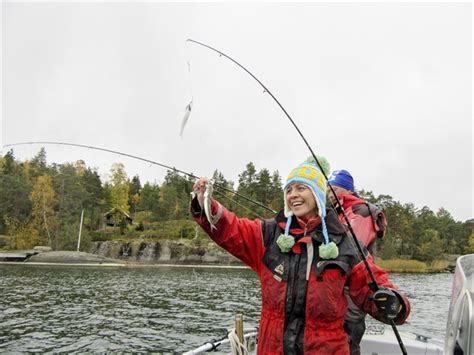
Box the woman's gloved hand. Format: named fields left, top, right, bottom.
left=370, top=288, right=402, bottom=320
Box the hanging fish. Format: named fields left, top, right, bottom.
left=203, top=179, right=217, bottom=230
left=180, top=100, right=193, bottom=137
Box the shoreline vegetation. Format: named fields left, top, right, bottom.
left=0, top=148, right=473, bottom=270
left=0, top=247, right=459, bottom=274
left=376, top=258, right=452, bottom=273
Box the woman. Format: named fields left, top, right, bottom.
left=191, top=160, right=410, bottom=355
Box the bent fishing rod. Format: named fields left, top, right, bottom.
left=2, top=141, right=276, bottom=216
left=187, top=39, right=407, bottom=354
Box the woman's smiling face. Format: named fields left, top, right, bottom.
left=285, top=183, right=318, bottom=219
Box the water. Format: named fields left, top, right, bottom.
left=0, top=265, right=452, bottom=353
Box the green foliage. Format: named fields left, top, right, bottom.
left=137, top=182, right=160, bottom=218
left=0, top=148, right=471, bottom=264
left=367, top=190, right=471, bottom=261
left=234, top=162, right=282, bottom=218
left=109, top=163, right=130, bottom=214
left=376, top=237, right=398, bottom=260
left=466, top=231, right=474, bottom=254
left=30, top=174, right=57, bottom=247
left=128, top=175, right=142, bottom=214
left=0, top=165, right=32, bottom=234
left=4, top=217, right=40, bottom=249
left=56, top=222, right=81, bottom=251
left=29, top=148, right=50, bottom=179
left=1, top=150, right=17, bottom=175
left=414, top=229, right=444, bottom=262
left=135, top=222, right=145, bottom=231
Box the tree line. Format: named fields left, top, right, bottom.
left=0, top=148, right=472, bottom=260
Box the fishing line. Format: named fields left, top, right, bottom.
left=179, top=42, right=195, bottom=137
left=185, top=42, right=194, bottom=103
left=3, top=141, right=276, bottom=215
left=187, top=39, right=407, bottom=354
left=213, top=189, right=265, bottom=220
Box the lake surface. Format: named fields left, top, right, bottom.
left=0, top=265, right=453, bottom=353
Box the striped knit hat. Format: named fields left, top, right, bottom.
left=283, top=162, right=329, bottom=242
left=278, top=160, right=338, bottom=260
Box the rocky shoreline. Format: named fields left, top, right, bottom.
left=88, top=240, right=242, bottom=265
left=0, top=240, right=458, bottom=272
left=0, top=240, right=243, bottom=266
left=27, top=251, right=122, bottom=264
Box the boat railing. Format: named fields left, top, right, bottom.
left=444, top=253, right=473, bottom=355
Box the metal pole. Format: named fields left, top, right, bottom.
left=77, top=209, right=84, bottom=252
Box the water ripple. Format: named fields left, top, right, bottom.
left=0, top=265, right=451, bottom=352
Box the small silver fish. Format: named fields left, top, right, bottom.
left=203, top=180, right=217, bottom=230
left=180, top=100, right=193, bottom=137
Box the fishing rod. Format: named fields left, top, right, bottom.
left=187, top=39, right=407, bottom=354
left=2, top=141, right=276, bottom=215
left=183, top=328, right=258, bottom=354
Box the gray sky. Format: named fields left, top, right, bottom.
left=1, top=2, right=472, bottom=221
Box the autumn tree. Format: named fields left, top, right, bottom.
left=107, top=163, right=130, bottom=231
left=109, top=163, right=130, bottom=213
left=4, top=217, right=40, bottom=250
left=30, top=174, right=57, bottom=247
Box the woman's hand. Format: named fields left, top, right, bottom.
left=193, top=177, right=209, bottom=208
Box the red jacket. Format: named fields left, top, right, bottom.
left=192, top=199, right=409, bottom=355
left=336, top=194, right=387, bottom=254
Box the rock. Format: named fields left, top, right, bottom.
left=88, top=240, right=244, bottom=265
left=159, top=243, right=172, bottom=261
left=27, top=251, right=124, bottom=264
left=33, top=246, right=53, bottom=252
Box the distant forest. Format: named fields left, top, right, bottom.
left=0, top=148, right=472, bottom=261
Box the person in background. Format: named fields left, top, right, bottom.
left=327, top=169, right=388, bottom=355
left=191, top=160, right=408, bottom=355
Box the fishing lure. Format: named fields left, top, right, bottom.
left=180, top=100, right=193, bottom=137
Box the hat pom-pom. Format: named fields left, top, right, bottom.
left=277, top=234, right=295, bottom=253
left=319, top=241, right=339, bottom=259
left=305, top=155, right=331, bottom=176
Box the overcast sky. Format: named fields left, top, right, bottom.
left=1, top=2, right=472, bottom=222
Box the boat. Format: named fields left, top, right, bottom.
left=444, top=253, right=473, bottom=355
left=185, top=254, right=473, bottom=354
